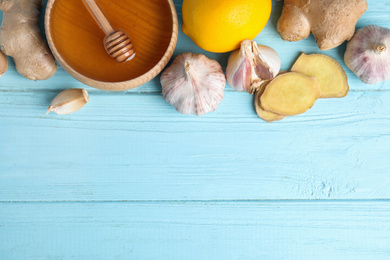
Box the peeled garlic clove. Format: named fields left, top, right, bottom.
left=345, top=25, right=390, bottom=84
left=226, top=39, right=281, bottom=93
left=47, top=89, right=89, bottom=115
left=252, top=42, right=280, bottom=81
left=160, top=52, right=226, bottom=116
left=0, top=51, right=8, bottom=77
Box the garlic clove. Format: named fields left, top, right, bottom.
left=0, top=51, right=8, bottom=77
left=47, top=89, right=89, bottom=115
left=225, top=41, right=253, bottom=92
left=160, top=52, right=226, bottom=116
left=252, top=42, right=281, bottom=81
left=345, top=25, right=390, bottom=84
left=226, top=39, right=281, bottom=94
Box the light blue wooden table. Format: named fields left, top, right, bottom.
left=1, top=0, right=390, bottom=259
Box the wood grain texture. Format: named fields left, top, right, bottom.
left=0, top=90, right=389, bottom=201
left=1, top=201, right=390, bottom=260
left=1, top=0, right=390, bottom=259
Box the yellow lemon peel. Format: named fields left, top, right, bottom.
left=182, top=0, right=272, bottom=53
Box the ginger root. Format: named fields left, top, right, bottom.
left=291, top=53, right=349, bottom=98
left=0, top=50, right=8, bottom=77
left=277, top=0, right=368, bottom=50
left=0, top=0, right=57, bottom=80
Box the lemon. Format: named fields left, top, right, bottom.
left=182, top=0, right=272, bottom=53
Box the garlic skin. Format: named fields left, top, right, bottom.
left=47, top=89, right=89, bottom=115
left=160, top=52, right=226, bottom=116
left=226, top=39, right=281, bottom=93
left=345, top=25, right=390, bottom=84
left=0, top=51, right=8, bottom=77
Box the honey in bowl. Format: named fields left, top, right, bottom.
left=49, top=0, right=173, bottom=83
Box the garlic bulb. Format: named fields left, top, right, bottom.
left=226, top=39, right=281, bottom=93
left=160, top=52, right=226, bottom=116
left=47, top=89, right=89, bottom=115
left=0, top=51, right=8, bottom=77
left=345, top=25, right=390, bottom=84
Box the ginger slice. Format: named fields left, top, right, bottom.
left=291, top=53, right=349, bottom=98
left=254, top=81, right=285, bottom=122
left=260, top=72, right=321, bottom=116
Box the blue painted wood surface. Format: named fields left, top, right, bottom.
left=1, top=0, right=390, bottom=259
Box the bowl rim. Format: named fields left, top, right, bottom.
left=45, top=0, right=178, bottom=91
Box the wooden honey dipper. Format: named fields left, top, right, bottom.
left=83, top=0, right=135, bottom=63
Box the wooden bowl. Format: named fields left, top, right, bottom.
left=45, top=0, right=178, bottom=91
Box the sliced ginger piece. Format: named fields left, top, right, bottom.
left=291, top=53, right=349, bottom=98
left=254, top=81, right=285, bottom=122
left=260, top=72, right=321, bottom=116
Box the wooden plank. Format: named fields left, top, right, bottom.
left=1, top=90, right=389, bottom=201
left=0, top=1, right=390, bottom=259
left=1, top=201, right=390, bottom=259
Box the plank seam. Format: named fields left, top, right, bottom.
left=1, top=199, right=390, bottom=204
left=0, top=89, right=389, bottom=94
